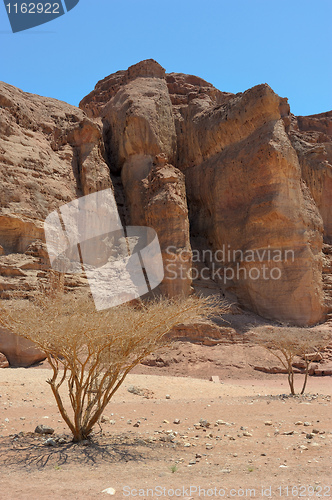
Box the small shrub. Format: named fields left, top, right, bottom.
left=253, top=326, right=330, bottom=395
left=0, top=273, right=225, bottom=442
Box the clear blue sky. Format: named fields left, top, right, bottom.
left=1, top=0, right=331, bottom=116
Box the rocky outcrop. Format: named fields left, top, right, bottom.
left=82, top=60, right=192, bottom=297
left=0, top=60, right=331, bottom=337
left=184, top=90, right=324, bottom=325
left=0, top=81, right=112, bottom=256
left=81, top=60, right=327, bottom=325
left=288, top=112, right=332, bottom=243
left=0, top=82, right=112, bottom=365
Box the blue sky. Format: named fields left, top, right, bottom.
left=1, top=0, right=331, bottom=116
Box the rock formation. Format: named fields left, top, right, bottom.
left=81, top=59, right=331, bottom=326
left=0, top=60, right=331, bottom=366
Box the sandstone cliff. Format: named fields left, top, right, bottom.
left=0, top=60, right=331, bottom=366
left=80, top=59, right=331, bottom=326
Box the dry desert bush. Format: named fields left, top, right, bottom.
left=253, top=326, right=330, bottom=395
left=0, top=273, right=225, bottom=442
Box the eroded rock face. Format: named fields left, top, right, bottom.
left=0, top=60, right=330, bottom=333
left=0, top=81, right=112, bottom=365
left=81, top=61, right=327, bottom=325
left=81, top=60, right=192, bottom=297
left=288, top=112, right=332, bottom=244
left=0, top=81, right=112, bottom=255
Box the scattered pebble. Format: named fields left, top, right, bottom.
left=102, top=488, right=116, bottom=496
left=35, top=425, right=54, bottom=435
left=44, top=438, right=56, bottom=447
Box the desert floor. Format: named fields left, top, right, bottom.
left=0, top=341, right=331, bottom=500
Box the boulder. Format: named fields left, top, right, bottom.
left=0, top=352, right=9, bottom=368
left=0, top=327, right=46, bottom=367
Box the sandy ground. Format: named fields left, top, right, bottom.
left=0, top=365, right=331, bottom=500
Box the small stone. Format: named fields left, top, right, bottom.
left=44, top=438, right=56, bottom=447
left=189, top=459, right=196, bottom=465
left=127, top=385, right=141, bottom=395
left=295, top=421, right=303, bottom=425
left=199, top=419, right=211, bottom=428
left=303, top=422, right=311, bottom=427
left=133, top=422, right=140, bottom=428
left=173, top=419, right=180, bottom=425
left=311, top=442, right=320, bottom=447
left=283, top=430, right=294, bottom=435
left=109, top=420, right=116, bottom=425
left=205, top=443, right=213, bottom=450
left=165, top=395, right=171, bottom=399
left=101, top=415, right=110, bottom=423
left=210, top=376, right=220, bottom=383
left=102, top=488, right=116, bottom=495
left=261, top=453, right=267, bottom=456
left=312, top=428, right=320, bottom=434
left=220, top=468, right=231, bottom=473
left=163, top=420, right=169, bottom=424
left=264, top=421, right=273, bottom=426
left=195, top=453, right=202, bottom=459
left=58, top=438, right=66, bottom=444
left=184, top=443, right=191, bottom=447
left=4, top=418, right=9, bottom=423
left=127, top=420, right=132, bottom=424
left=243, top=432, right=253, bottom=437
left=35, top=425, right=54, bottom=435
left=233, top=453, right=238, bottom=457
left=20, top=417, right=25, bottom=421
left=306, top=433, right=314, bottom=439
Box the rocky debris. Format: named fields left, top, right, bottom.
left=44, top=438, right=56, bottom=447
left=127, top=385, right=154, bottom=399
left=166, top=323, right=236, bottom=346
left=312, top=362, right=332, bottom=376
left=0, top=352, right=9, bottom=368
left=34, top=424, right=55, bottom=435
